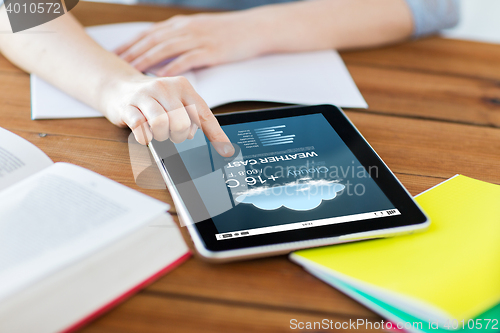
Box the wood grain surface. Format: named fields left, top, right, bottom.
left=1, top=2, right=499, bottom=332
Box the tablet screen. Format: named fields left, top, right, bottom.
left=210, top=113, right=399, bottom=240
left=160, top=111, right=402, bottom=243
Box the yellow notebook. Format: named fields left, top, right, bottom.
left=291, top=175, right=500, bottom=325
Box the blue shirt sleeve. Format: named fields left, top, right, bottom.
left=404, top=0, right=460, bottom=37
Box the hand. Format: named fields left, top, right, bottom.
left=115, top=12, right=268, bottom=76
left=102, top=74, right=234, bottom=157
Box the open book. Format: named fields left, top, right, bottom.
left=30, top=22, right=367, bottom=119
left=291, top=175, right=500, bottom=333
left=0, top=127, right=190, bottom=333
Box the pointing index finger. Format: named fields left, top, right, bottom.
left=197, top=104, right=234, bottom=157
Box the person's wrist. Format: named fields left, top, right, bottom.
left=245, top=2, right=331, bottom=54
left=97, top=71, right=146, bottom=124
left=242, top=7, right=287, bottom=55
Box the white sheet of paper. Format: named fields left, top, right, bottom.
left=31, top=22, right=367, bottom=120
left=193, top=50, right=365, bottom=109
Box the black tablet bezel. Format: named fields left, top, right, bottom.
left=155, top=104, right=427, bottom=252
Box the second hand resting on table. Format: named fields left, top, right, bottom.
left=115, top=0, right=416, bottom=76
left=0, top=8, right=234, bottom=157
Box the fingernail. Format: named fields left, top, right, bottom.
left=131, top=62, right=144, bottom=71
left=134, top=123, right=153, bottom=145
left=159, top=67, right=173, bottom=77
left=189, top=124, right=198, bottom=138
left=223, top=143, right=234, bottom=156
left=157, top=70, right=168, bottom=77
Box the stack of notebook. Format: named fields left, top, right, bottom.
left=291, top=175, right=500, bottom=333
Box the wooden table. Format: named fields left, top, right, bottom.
left=1, top=2, right=499, bottom=332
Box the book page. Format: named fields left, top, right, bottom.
left=194, top=50, right=367, bottom=109
left=0, top=162, right=170, bottom=303
left=0, top=127, right=53, bottom=192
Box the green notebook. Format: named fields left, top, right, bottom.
left=291, top=175, right=500, bottom=331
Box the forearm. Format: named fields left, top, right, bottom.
left=0, top=7, right=233, bottom=153
left=0, top=8, right=142, bottom=114
left=247, top=0, right=414, bottom=53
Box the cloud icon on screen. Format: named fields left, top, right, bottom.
left=235, top=181, right=345, bottom=211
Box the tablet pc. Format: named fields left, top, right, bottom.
left=149, top=104, right=429, bottom=262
